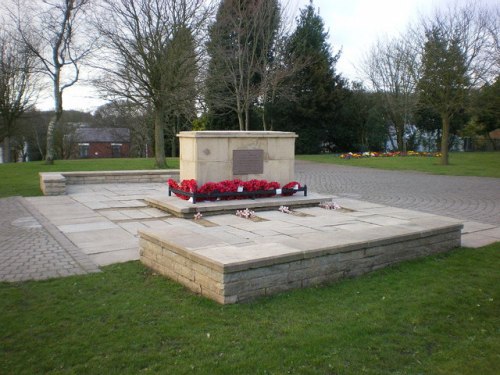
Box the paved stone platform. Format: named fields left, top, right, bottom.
left=26, top=183, right=171, bottom=266
left=139, top=199, right=463, bottom=303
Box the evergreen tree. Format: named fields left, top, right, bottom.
left=471, top=76, right=500, bottom=149
left=335, top=84, right=386, bottom=152
left=417, top=27, right=469, bottom=164
left=273, top=2, right=344, bottom=154
left=163, top=26, right=198, bottom=156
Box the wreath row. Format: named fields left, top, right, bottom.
left=167, top=178, right=306, bottom=203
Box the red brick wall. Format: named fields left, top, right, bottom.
left=75, top=142, right=131, bottom=159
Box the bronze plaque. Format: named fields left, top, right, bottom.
left=233, top=149, right=264, bottom=175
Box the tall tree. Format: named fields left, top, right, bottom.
left=95, top=0, right=210, bottom=168
left=205, top=0, right=280, bottom=131
left=163, top=26, right=198, bottom=157
left=335, top=83, right=386, bottom=152
left=417, top=27, right=469, bottom=165
left=12, top=0, right=94, bottom=164
left=273, top=2, right=344, bottom=154
left=416, top=1, right=498, bottom=164
left=0, top=25, right=38, bottom=163
left=360, top=35, right=418, bottom=151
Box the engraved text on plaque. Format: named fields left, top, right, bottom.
left=233, top=149, right=264, bottom=175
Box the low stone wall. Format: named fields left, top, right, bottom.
left=40, top=170, right=179, bottom=196
left=139, top=224, right=462, bottom=304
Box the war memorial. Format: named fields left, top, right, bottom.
left=134, top=131, right=463, bottom=304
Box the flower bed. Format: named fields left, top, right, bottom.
left=167, top=178, right=306, bottom=203
left=340, top=151, right=442, bottom=159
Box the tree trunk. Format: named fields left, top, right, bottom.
left=440, top=113, right=450, bottom=165
left=46, top=72, right=62, bottom=165
left=245, top=107, right=250, bottom=131
left=397, top=123, right=404, bottom=152
left=154, top=109, right=166, bottom=168
left=3, top=136, right=11, bottom=163
left=45, top=110, right=62, bottom=164
left=237, top=111, right=244, bottom=131
left=235, top=95, right=244, bottom=130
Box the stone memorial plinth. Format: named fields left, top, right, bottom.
left=178, top=131, right=297, bottom=186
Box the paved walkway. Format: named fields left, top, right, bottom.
left=0, top=197, right=99, bottom=282
left=296, top=160, right=500, bottom=225
left=0, top=162, right=498, bottom=283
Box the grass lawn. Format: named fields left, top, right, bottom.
left=297, top=152, right=500, bottom=178
left=1, top=152, right=498, bottom=198
left=0, top=158, right=179, bottom=198
left=1, top=243, right=498, bottom=374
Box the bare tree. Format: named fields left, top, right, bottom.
left=10, top=0, right=94, bottom=164
left=94, top=0, right=212, bottom=168
left=257, top=25, right=312, bottom=131
left=360, top=35, right=419, bottom=151
left=206, top=0, right=280, bottom=131
left=0, top=24, right=38, bottom=163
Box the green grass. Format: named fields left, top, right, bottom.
left=297, top=152, right=500, bottom=178
left=0, top=158, right=179, bottom=198
left=1, top=152, right=498, bottom=198
left=0, top=243, right=498, bottom=374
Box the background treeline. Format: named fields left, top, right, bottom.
left=0, top=0, right=498, bottom=166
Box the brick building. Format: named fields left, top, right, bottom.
left=74, top=128, right=131, bottom=159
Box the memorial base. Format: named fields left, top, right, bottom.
left=139, top=199, right=463, bottom=304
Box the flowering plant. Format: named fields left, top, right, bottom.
left=340, top=151, right=441, bottom=159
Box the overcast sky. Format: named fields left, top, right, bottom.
left=36, top=0, right=494, bottom=112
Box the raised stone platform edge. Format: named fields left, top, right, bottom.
left=39, top=169, right=179, bottom=195
left=146, top=192, right=329, bottom=218
left=138, top=222, right=463, bottom=304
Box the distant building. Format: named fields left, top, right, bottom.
left=72, top=128, right=131, bottom=159
left=489, top=128, right=500, bottom=140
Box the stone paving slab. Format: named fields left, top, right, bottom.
left=90, top=248, right=139, bottom=266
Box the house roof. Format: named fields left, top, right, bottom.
left=489, top=128, right=500, bottom=140
left=75, top=128, right=130, bottom=143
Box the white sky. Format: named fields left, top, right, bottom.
left=35, top=0, right=494, bottom=112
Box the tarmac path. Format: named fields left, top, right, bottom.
left=295, top=160, right=500, bottom=226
